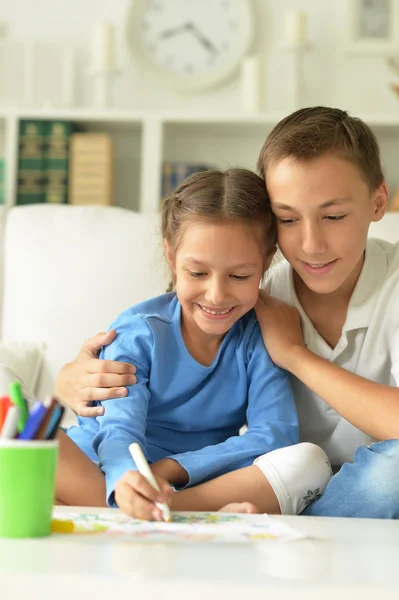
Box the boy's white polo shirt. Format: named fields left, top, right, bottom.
left=264, top=238, right=399, bottom=467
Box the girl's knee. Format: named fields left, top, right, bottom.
left=253, top=443, right=332, bottom=515
left=292, top=442, right=332, bottom=472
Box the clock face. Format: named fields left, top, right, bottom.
left=127, top=0, right=254, bottom=90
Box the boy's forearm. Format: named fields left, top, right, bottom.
left=169, top=465, right=280, bottom=514
left=287, top=346, right=399, bottom=439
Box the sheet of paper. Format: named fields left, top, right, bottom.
left=52, top=511, right=306, bottom=544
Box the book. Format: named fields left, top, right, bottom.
left=43, top=121, right=76, bottom=204
left=161, top=161, right=214, bottom=199
left=68, top=133, right=113, bottom=205
left=16, top=120, right=46, bottom=205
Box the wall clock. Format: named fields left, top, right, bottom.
left=126, top=0, right=254, bottom=91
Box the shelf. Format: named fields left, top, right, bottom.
left=2, top=108, right=399, bottom=213
left=1, top=107, right=399, bottom=128
left=0, top=107, right=146, bottom=125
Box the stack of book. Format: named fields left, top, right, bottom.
left=69, top=133, right=113, bottom=205
left=16, top=120, right=47, bottom=205
left=16, top=120, right=76, bottom=205
left=44, top=121, right=75, bottom=204
left=15, top=120, right=114, bottom=206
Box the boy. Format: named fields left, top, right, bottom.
left=56, top=107, right=399, bottom=518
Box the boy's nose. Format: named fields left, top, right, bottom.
left=301, top=223, right=327, bottom=255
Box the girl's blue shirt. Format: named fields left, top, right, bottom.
left=68, top=293, right=298, bottom=506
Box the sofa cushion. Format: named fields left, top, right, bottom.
left=0, top=340, right=45, bottom=404
left=1, top=204, right=166, bottom=407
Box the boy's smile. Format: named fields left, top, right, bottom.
left=300, top=259, right=338, bottom=277
left=267, top=153, right=388, bottom=300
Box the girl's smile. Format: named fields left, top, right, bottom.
left=196, top=303, right=237, bottom=319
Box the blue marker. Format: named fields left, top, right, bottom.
left=19, top=397, right=51, bottom=440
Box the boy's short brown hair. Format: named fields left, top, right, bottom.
left=257, top=106, right=384, bottom=191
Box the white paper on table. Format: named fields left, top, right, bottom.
left=52, top=511, right=306, bottom=544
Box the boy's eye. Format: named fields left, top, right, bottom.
left=325, top=215, right=346, bottom=221
left=277, top=218, right=297, bottom=225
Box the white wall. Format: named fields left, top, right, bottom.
left=1, top=0, right=399, bottom=115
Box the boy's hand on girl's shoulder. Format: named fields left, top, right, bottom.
left=115, top=471, right=173, bottom=521
left=55, top=329, right=137, bottom=417
left=255, top=291, right=306, bottom=370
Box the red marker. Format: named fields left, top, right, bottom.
left=0, top=396, right=12, bottom=434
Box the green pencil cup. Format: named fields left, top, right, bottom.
left=0, top=440, right=58, bottom=538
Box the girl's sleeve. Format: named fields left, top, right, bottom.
left=91, top=312, right=154, bottom=507
left=169, top=326, right=299, bottom=487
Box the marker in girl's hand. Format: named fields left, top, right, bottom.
left=129, top=442, right=172, bottom=523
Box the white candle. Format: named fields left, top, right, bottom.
left=92, top=22, right=115, bottom=72
left=284, top=10, right=308, bottom=45
left=240, top=55, right=262, bottom=112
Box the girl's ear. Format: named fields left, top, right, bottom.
left=164, top=239, right=176, bottom=271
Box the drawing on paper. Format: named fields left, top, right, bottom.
left=51, top=511, right=305, bottom=544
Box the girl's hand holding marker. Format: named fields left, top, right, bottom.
left=0, top=381, right=64, bottom=440
left=114, top=442, right=173, bottom=522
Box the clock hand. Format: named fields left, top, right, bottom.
left=185, top=22, right=217, bottom=54
left=158, top=24, right=187, bottom=39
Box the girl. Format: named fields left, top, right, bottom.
left=56, top=168, right=330, bottom=519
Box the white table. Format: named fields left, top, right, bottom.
left=1, top=507, right=398, bottom=600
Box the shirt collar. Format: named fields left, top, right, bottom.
left=343, top=239, right=388, bottom=331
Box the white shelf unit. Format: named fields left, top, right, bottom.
left=1, top=108, right=399, bottom=213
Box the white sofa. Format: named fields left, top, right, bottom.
left=0, top=204, right=398, bottom=426
left=0, top=204, right=166, bottom=425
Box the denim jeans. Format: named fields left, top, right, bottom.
left=301, top=439, right=399, bottom=518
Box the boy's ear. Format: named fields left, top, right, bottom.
left=371, top=182, right=389, bottom=222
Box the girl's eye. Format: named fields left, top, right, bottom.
left=188, top=271, right=206, bottom=278
left=232, top=275, right=250, bottom=280
left=325, top=215, right=346, bottom=221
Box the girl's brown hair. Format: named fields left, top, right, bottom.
left=161, top=168, right=276, bottom=292
left=257, top=106, right=384, bottom=191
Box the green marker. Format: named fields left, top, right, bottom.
left=8, top=381, right=29, bottom=433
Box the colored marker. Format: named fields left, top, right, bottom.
left=19, top=396, right=52, bottom=440
left=44, top=404, right=65, bottom=440
left=129, top=442, right=172, bottom=523
left=35, top=396, right=59, bottom=440
left=0, top=396, right=12, bottom=433
left=51, top=519, right=75, bottom=533
left=8, top=382, right=29, bottom=433
left=0, top=406, right=21, bottom=439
